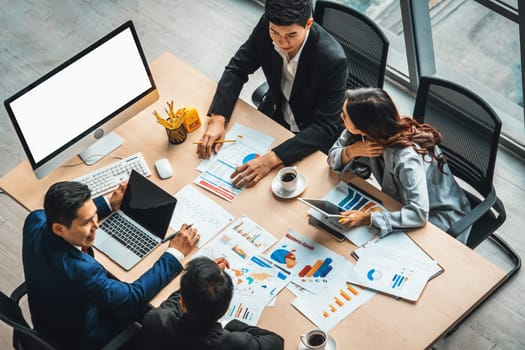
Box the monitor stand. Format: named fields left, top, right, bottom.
left=79, top=132, right=124, bottom=165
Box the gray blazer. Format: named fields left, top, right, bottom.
left=327, top=130, right=471, bottom=243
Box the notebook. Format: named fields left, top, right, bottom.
left=94, top=170, right=177, bottom=270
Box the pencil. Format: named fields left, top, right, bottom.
left=193, top=139, right=236, bottom=144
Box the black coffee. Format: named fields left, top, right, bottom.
left=281, top=172, right=296, bottom=182
left=308, top=334, right=326, bottom=346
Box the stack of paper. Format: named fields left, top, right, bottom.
left=194, top=123, right=274, bottom=202
left=348, top=243, right=439, bottom=302
left=194, top=216, right=289, bottom=326
left=265, top=230, right=376, bottom=331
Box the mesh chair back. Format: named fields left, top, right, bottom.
left=314, top=1, right=389, bottom=88
left=413, top=76, right=501, bottom=198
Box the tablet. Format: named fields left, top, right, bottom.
left=297, top=198, right=345, bottom=218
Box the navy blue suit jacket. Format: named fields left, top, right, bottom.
left=208, top=15, right=348, bottom=165
left=22, top=197, right=182, bottom=349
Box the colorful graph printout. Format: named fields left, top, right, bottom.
left=348, top=244, right=437, bottom=301
left=292, top=274, right=376, bottom=331
left=195, top=123, right=274, bottom=202
left=222, top=301, right=263, bottom=325
left=196, top=217, right=290, bottom=326
left=169, top=185, right=234, bottom=247
left=229, top=216, right=278, bottom=252
left=308, top=181, right=384, bottom=246
left=266, top=230, right=350, bottom=294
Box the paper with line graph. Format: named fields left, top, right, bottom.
left=348, top=243, right=436, bottom=301
left=292, top=261, right=376, bottom=331
left=169, top=185, right=234, bottom=247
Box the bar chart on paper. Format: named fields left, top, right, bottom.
left=230, top=216, right=277, bottom=251
left=292, top=281, right=376, bottom=331
left=225, top=301, right=262, bottom=324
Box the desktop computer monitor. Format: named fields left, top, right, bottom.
left=4, top=20, right=159, bottom=179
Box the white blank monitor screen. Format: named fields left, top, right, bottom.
left=4, top=21, right=158, bottom=178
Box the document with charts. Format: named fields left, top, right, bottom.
left=194, top=216, right=290, bottom=326
left=169, top=185, right=234, bottom=248
left=348, top=243, right=438, bottom=301
left=194, top=123, right=274, bottom=202
left=291, top=260, right=376, bottom=331
left=265, top=230, right=351, bottom=294
left=307, top=181, right=384, bottom=246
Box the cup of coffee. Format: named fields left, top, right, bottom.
left=277, top=166, right=298, bottom=193
left=300, top=329, right=328, bottom=350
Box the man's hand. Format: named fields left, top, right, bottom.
left=338, top=210, right=371, bottom=227
left=108, top=182, right=127, bottom=211
left=169, top=223, right=200, bottom=256
left=196, top=114, right=227, bottom=159
left=345, top=140, right=384, bottom=159
left=214, top=257, right=230, bottom=270
left=230, top=151, right=283, bottom=188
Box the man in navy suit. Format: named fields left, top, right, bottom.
left=197, top=0, right=348, bottom=187
left=22, top=181, right=199, bottom=349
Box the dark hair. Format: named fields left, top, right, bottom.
left=344, top=88, right=446, bottom=170
left=44, top=181, right=91, bottom=231
left=265, top=0, right=312, bottom=26
left=180, top=257, right=233, bottom=325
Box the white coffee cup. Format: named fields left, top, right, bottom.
left=277, top=166, right=298, bottom=193
left=300, top=329, right=328, bottom=350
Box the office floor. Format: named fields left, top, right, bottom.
left=1, top=1, right=524, bottom=349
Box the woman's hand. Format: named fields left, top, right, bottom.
left=338, top=210, right=371, bottom=227
left=345, top=140, right=384, bottom=159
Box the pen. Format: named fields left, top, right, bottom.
left=162, top=223, right=193, bottom=243
left=193, top=140, right=236, bottom=144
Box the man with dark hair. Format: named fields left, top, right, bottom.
left=140, top=257, right=284, bottom=350
left=197, top=0, right=347, bottom=187
left=22, top=181, right=199, bottom=349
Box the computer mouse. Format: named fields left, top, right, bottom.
left=155, top=158, right=173, bottom=179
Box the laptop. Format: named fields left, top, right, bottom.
left=94, top=170, right=177, bottom=270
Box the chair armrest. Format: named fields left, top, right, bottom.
left=10, top=282, right=27, bottom=303
left=101, top=321, right=142, bottom=350
left=447, top=185, right=497, bottom=238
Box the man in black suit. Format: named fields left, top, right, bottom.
left=197, top=0, right=347, bottom=187
left=140, top=257, right=284, bottom=350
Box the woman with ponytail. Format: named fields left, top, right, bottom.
left=328, top=88, right=471, bottom=243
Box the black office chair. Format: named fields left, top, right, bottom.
left=251, top=1, right=390, bottom=111
left=0, top=282, right=142, bottom=350
left=412, top=76, right=521, bottom=331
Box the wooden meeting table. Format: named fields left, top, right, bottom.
left=0, top=52, right=506, bottom=350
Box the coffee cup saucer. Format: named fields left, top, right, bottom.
left=297, top=334, right=336, bottom=350
left=271, top=172, right=306, bottom=199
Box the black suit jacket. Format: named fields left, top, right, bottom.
left=208, top=15, right=348, bottom=165
left=140, top=291, right=284, bottom=350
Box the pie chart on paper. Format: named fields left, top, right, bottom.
left=243, top=153, right=259, bottom=163
left=367, top=268, right=382, bottom=281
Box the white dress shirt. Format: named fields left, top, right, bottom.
left=273, top=30, right=310, bottom=133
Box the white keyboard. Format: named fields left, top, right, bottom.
left=75, top=153, right=151, bottom=198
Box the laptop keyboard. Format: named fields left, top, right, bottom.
left=100, top=214, right=158, bottom=258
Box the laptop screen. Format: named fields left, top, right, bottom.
left=120, top=170, right=177, bottom=238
